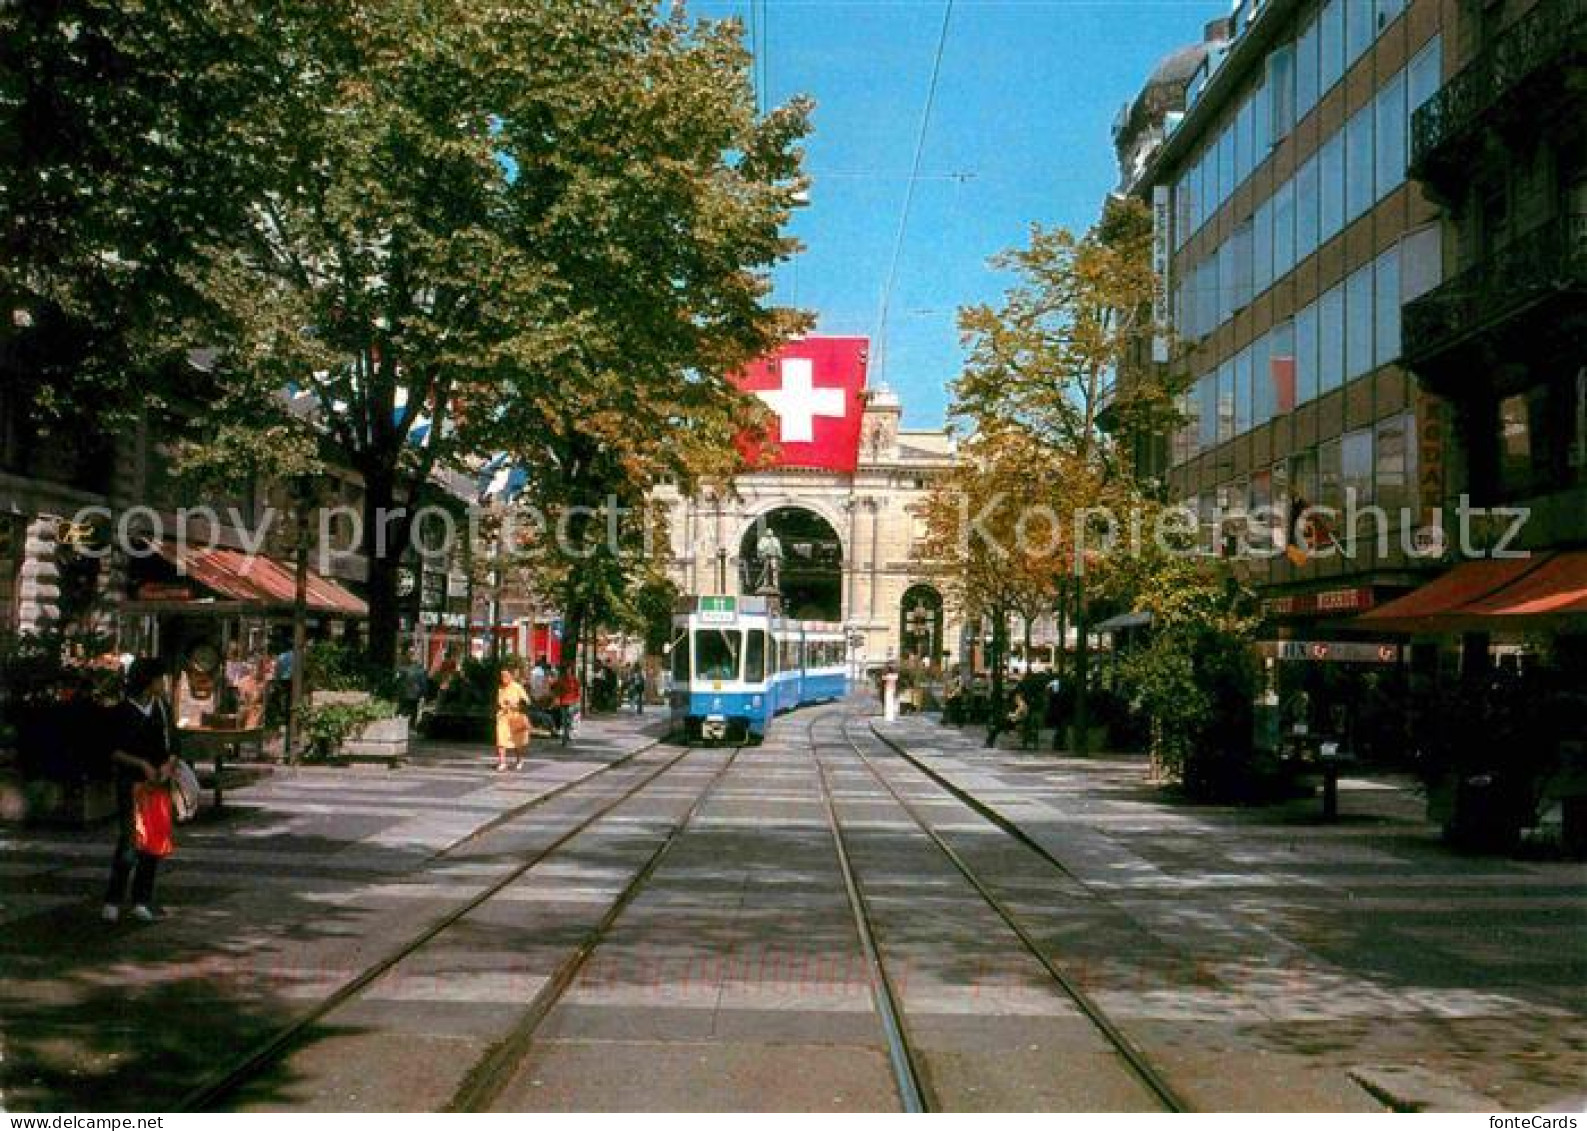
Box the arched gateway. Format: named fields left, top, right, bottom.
left=652, top=336, right=960, bottom=672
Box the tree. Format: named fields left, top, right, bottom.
left=953, top=196, right=1156, bottom=476
left=0, top=1, right=288, bottom=428
left=947, top=197, right=1158, bottom=747
left=915, top=427, right=1109, bottom=742
left=188, top=1, right=810, bottom=668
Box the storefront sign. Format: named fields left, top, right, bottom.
left=1262, top=586, right=1376, bottom=617
left=1259, top=640, right=1401, bottom=664
left=420, top=610, right=467, bottom=629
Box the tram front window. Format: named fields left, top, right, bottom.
left=694, top=629, right=741, bottom=681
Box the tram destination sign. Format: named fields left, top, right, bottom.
left=698, top=596, right=737, bottom=623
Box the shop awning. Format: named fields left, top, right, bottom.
left=125, top=541, right=368, bottom=618
left=1352, top=551, right=1585, bottom=634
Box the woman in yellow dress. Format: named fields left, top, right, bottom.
left=495, top=667, right=532, bottom=772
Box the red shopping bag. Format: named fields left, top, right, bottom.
left=132, top=782, right=175, bottom=858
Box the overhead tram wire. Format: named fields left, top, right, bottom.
left=874, top=0, right=954, bottom=382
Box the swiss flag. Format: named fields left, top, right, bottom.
left=733, top=336, right=869, bottom=472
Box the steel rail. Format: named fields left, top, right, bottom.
left=839, top=715, right=1190, bottom=1113
left=805, top=711, right=934, bottom=1113
left=178, top=741, right=702, bottom=1112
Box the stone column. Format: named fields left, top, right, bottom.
left=16, top=516, right=61, bottom=633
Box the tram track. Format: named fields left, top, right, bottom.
left=829, top=712, right=1190, bottom=1112
left=805, top=712, right=934, bottom=1113
left=177, top=739, right=733, bottom=1112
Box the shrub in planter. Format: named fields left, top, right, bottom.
left=298, top=697, right=401, bottom=760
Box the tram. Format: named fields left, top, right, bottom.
left=668, top=595, right=848, bottom=743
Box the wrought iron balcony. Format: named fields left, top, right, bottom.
left=1410, top=0, right=1587, bottom=183
left=1402, top=212, right=1587, bottom=369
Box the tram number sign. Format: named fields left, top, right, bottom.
left=699, top=596, right=737, bottom=623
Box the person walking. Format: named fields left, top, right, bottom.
left=551, top=663, right=582, bottom=745
left=103, top=659, right=178, bottom=923
left=625, top=665, right=646, bottom=715
left=495, top=667, right=532, bottom=772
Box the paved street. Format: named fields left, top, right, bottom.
left=1, top=700, right=1582, bottom=1112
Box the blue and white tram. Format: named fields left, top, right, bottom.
left=668, top=596, right=849, bottom=743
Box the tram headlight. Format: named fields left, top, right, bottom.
left=751, top=696, right=762, bottom=708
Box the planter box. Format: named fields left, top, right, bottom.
left=19, top=776, right=117, bottom=826
left=341, top=714, right=409, bottom=766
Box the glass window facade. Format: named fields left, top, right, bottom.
left=1273, top=176, right=1296, bottom=277
left=1296, top=153, right=1320, bottom=261
left=1345, top=264, right=1374, bottom=380
left=1374, top=247, right=1401, bottom=365
left=1319, top=283, right=1345, bottom=393
left=1342, top=427, right=1374, bottom=506
left=1296, top=13, right=1320, bottom=118
left=1296, top=302, right=1319, bottom=405
left=1375, top=69, right=1406, bottom=199
left=1345, top=106, right=1374, bottom=223
left=1320, top=132, right=1345, bottom=243
left=1319, top=0, right=1345, bottom=94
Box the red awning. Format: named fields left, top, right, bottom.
left=1353, top=551, right=1587, bottom=634
left=138, top=541, right=368, bottom=618
left=1464, top=550, right=1587, bottom=620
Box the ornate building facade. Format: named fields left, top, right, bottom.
left=652, top=338, right=960, bottom=673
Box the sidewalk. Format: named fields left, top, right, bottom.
left=876, top=714, right=1587, bottom=1112
left=0, top=709, right=670, bottom=1113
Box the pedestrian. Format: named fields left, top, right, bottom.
left=625, top=665, right=646, bottom=715
left=397, top=649, right=429, bottom=723
left=495, top=667, right=531, bottom=772
left=551, top=663, right=582, bottom=740
left=103, top=658, right=178, bottom=923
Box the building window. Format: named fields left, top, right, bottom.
left=1296, top=301, right=1319, bottom=405
left=1408, top=35, right=1442, bottom=115
left=1296, top=13, right=1320, bottom=120
left=1401, top=223, right=1443, bottom=301
left=1232, top=219, right=1254, bottom=310
left=1342, top=427, right=1374, bottom=506
left=1218, top=359, right=1236, bottom=444
left=1319, top=0, right=1345, bottom=95
left=1199, top=373, right=1219, bottom=450
left=1237, top=93, right=1257, bottom=185
left=1268, top=42, right=1296, bottom=141
left=1375, top=0, right=1406, bottom=33
left=1270, top=318, right=1297, bottom=416
left=1252, top=331, right=1274, bottom=426
left=1273, top=175, right=1296, bottom=278
left=1319, top=437, right=1344, bottom=509
left=1376, top=413, right=1414, bottom=515
left=1498, top=389, right=1549, bottom=497
left=1374, top=247, right=1401, bottom=366
left=1290, top=447, right=1319, bottom=507
left=1320, top=132, right=1345, bottom=243
left=1375, top=68, right=1406, bottom=200
left=1345, top=106, right=1374, bottom=224
left=1345, top=264, right=1374, bottom=381
left=1319, top=284, right=1345, bottom=393
left=1296, top=153, right=1320, bottom=261
left=1218, top=125, right=1236, bottom=209
left=1254, top=197, right=1275, bottom=295
left=1236, top=345, right=1254, bottom=435
left=1345, top=0, right=1374, bottom=71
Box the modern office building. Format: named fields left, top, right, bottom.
left=1133, top=0, right=1456, bottom=637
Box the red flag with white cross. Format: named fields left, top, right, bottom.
left=732, top=336, right=870, bottom=472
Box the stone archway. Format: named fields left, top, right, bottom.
left=899, top=583, right=943, bottom=666
left=739, top=506, right=844, bottom=622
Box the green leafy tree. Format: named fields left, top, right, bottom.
left=186, top=1, right=810, bottom=667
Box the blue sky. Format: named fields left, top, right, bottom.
left=694, top=0, right=1217, bottom=428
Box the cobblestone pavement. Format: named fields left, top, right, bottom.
left=1, top=700, right=1581, bottom=1112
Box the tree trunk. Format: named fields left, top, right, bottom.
left=986, top=605, right=1008, bottom=747
left=1072, top=568, right=1090, bottom=753
left=361, top=466, right=406, bottom=670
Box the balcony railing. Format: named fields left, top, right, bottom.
left=1403, top=213, right=1587, bottom=366
left=1410, top=0, right=1587, bottom=177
